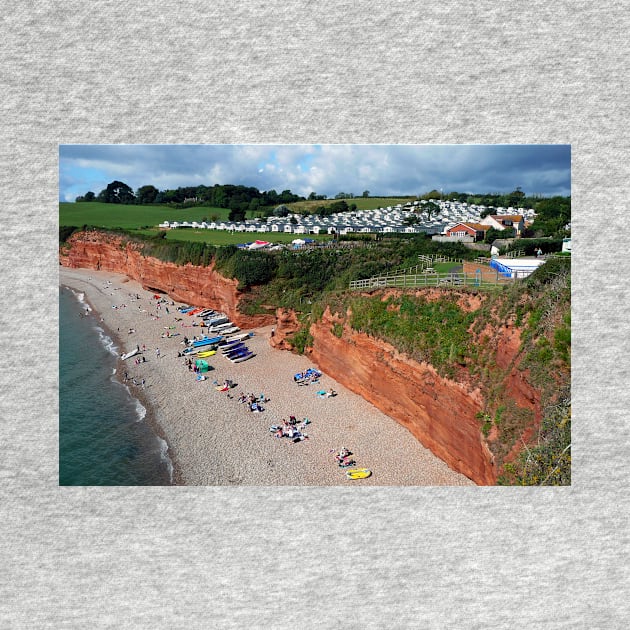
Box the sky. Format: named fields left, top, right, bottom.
left=59, top=144, right=571, bottom=202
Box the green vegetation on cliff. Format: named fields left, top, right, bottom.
left=348, top=294, right=477, bottom=378
left=60, top=228, right=570, bottom=484
left=303, top=257, right=571, bottom=484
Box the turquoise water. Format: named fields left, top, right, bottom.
left=59, top=285, right=173, bottom=485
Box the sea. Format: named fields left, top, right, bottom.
left=59, top=285, right=173, bottom=485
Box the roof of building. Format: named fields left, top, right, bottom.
left=490, top=214, right=524, bottom=222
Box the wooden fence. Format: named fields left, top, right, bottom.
left=349, top=269, right=515, bottom=290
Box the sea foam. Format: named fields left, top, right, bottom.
left=158, top=437, right=174, bottom=483
left=95, top=325, right=118, bottom=356
left=71, top=289, right=92, bottom=311
left=135, top=399, right=147, bottom=422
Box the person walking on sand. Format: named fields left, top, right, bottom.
left=156, top=347, right=160, bottom=358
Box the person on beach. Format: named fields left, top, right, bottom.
left=156, top=347, right=160, bottom=358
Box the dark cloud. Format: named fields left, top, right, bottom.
left=59, top=144, right=570, bottom=201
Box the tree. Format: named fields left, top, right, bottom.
left=362, top=190, right=370, bottom=198
left=228, top=207, right=246, bottom=222
left=263, top=189, right=279, bottom=206
left=273, top=204, right=290, bottom=217
left=97, top=180, right=135, bottom=204
left=75, top=191, right=95, bottom=202
left=532, top=196, right=571, bottom=237
left=136, top=185, right=159, bottom=205
left=484, top=227, right=514, bottom=243
left=420, top=189, right=442, bottom=200
left=423, top=201, right=441, bottom=220
left=507, top=187, right=526, bottom=208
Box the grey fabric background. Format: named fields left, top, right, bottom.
left=1, top=1, right=627, bottom=627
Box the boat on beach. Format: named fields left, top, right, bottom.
left=221, top=340, right=244, bottom=352
left=229, top=351, right=255, bottom=363
left=204, top=315, right=229, bottom=327
left=223, top=344, right=247, bottom=356
left=219, top=332, right=252, bottom=344
left=121, top=348, right=139, bottom=361
left=218, top=326, right=240, bottom=335
left=220, top=341, right=244, bottom=353
left=191, top=335, right=223, bottom=348
left=208, top=321, right=234, bottom=332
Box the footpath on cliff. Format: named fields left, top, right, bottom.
left=59, top=267, right=475, bottom=486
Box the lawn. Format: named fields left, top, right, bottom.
left=59, top=202, right=251, bottom=230
left=135, top=229, right=333, bottom=246
left=287, top=197, right=415, bottom=213
left=60, top=198, right=417, bottom=230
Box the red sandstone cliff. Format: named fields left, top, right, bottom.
left=59, top=231, right=274, bottom=329
left=61, top=232, right=544, bottom=485
left=271, top=303, right=543, bottom=485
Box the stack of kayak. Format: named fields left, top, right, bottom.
left=220, top=337, right=255, bottom=363
left=181, top=334, right=224, bottom=356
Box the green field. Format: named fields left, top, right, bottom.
left=60, top=198, right=415, bottom=230
left=60, top=203, right=334, bottom=246
left=287, top=197, right=414, bottom=213
left=59, top=202, right=253, bottom=230
left=134, top=229, right=332, bottom=246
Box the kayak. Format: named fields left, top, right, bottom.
left=121, top=348, right=139, bottom=361
left=196, top=349, right=216, bottom=358
left=345, top=468, right=372, bottom=480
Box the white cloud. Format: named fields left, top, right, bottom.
left=59, top=144, right=571, bottom=201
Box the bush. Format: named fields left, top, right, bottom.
left=59, top=226, right=78, bottom=243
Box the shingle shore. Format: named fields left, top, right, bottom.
left=60, top=267, right=474, bottom=486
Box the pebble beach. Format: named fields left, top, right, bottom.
left=59, top=267, right=475, bottom=486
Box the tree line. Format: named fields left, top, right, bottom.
left=75, top=181, right=570, bottom=236
left=75, top=181, right=306, bottom=215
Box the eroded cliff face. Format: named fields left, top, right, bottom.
left=307, top=308, right=494, bottom=483
left=269, top=309, right=301, bottom=351
left=61, top=232, right=543, bottom=484
left=60, top=232, right=274, bottom=329
left=272, top=304, right=542, bottom=485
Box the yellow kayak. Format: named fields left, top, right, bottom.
left=345, top=468, right=372, bottom=480
left=196, top=349, right=216, bottom=358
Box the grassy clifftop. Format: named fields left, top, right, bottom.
left=297, top=257, right=571, bottom=485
